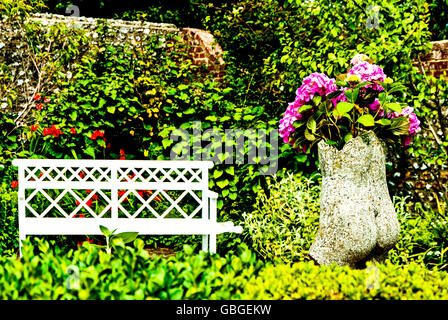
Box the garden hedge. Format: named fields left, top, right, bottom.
left=2, top=239, right=448, bottom=300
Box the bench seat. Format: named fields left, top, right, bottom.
left=12, top=159, right=243, bottom=255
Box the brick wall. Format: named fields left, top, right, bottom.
left=404, top=40, right=448, bottom=206
left=181, top=27, right=225, bottom=82
left=416, top=40, right=448, bottom=78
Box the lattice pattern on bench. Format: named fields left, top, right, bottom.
left=13, top=159, right=243, bottom=255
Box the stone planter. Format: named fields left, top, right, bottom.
left=309, top=131, right=400, bottom=267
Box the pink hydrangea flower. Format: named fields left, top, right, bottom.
left=368, top=98, right=385, bottom=116
left=401, top=106, right=421, bottom=137
left=388, top=106, right=421, bottom=146
left=279, top=103, right=299, bottom=143
left=369, top=99, right=381, bottom=112
left=295, top=73, right=337, bottom=105
left=350, top=53, right=370, bottom=65
left=332, top=87, right=349, bottom=107
left=348, top=61, right=386, bottom=91
left=279, top=115, right=298, bottom=144
left=279, top=73, right=337, bottom=144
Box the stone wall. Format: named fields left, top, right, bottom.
left=27, top=13, right=225, bottom=79
left=0, top=13, right=225, bottom=122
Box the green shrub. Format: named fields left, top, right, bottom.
left=2, top=239, right=448, bottom=300
left=0, top=185, right=18, bottom=256
left=0, top=239, right=263, bottom=300
left=242, top=175, right=448, bottom=268
left=242, top=170, right=320, bottom=263
left=241, top=261, right=448, bottom=300
left=387, top=195, right=448, bottom=269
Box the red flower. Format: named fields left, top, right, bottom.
left=33, top=94, right=41, bottom=100
left=51, top=125, right=62, bottom=138
left=30, top=124, right=39, bottom=131
left=39, top=173, right=43, bottom=178
left=86, top=199, right=92, bottom=207
left=79, top=213, right=85, bottom=218
left=118, top=190, right=128, bottom=202
left=106, top=143, right=111, bottom=148
left=101, top=137, right=108, bottom=148
left=85, top=190, right=98, bottom=200
left=120, top=149, right=125, bottom=156
left=120, top=156, right=126, bottom=160
left=137, top=190, right=144, bottom=198
left=70, top=128, right=77, bottom=134
left=44, top=97, right=51, bottom=103
left=10, top=181, right=18, bottom=188
left=36, top=104, right=44, bottom=110
left=76, top=200, right=92, bottom=207
left=78, top=236, right=93, bottom=247
left=155, top=195, right=162, bottom=202
left=42, top=128, right=51, bottom=136
left=42, top=125, right=62, bottom=137
left=90, top=130, right=104, bottom=140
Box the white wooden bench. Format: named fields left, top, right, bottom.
left=12, top=159, right=242, bottom=256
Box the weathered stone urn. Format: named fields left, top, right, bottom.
left=309, top=131, right=400, bottom=267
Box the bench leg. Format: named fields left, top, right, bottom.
left=208, top=194, right=217, bottom=254
left=209, top=234, right=216, bottom=254
left=18, top=232, right=26, bottom=258
left=202, top=235, right=209, bottom=252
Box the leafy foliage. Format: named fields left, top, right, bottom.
left=428, top=0, right=448, bottom=40
left=280, top=70, right=415, bottom=151
left=200, top=0, right=432, bottom=168
left=389, top=195, right=448, bottom=270
left=240, top=260, right=448, bottom=300
left=242, top=171, right=320, bottom=262
left=2, top=239, right=448, bottom=299
left=408, top=73, right=448, bottom=169
left=0, top=0, right=447, bottom=268
left=0, top=186, right=18, bottom=256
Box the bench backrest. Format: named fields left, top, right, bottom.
left=12, top=159, right=214, bottom=220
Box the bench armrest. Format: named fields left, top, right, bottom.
left=205, top=190, right=219, bottom=199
